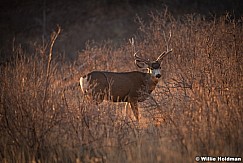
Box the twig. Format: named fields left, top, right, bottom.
left=42, top=26, right=61, bottom=110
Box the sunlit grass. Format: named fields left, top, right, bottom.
left=0, top=12, right=242, bottom=162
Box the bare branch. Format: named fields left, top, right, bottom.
left=163, top=30, right=172, bottom=52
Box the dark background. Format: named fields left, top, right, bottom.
left=0, top=0, right=242, bottom=61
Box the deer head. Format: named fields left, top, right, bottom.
left=131, top=31, right=172, bottom=79
left=134, top=49, right=172, bottom=79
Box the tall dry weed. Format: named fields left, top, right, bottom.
left=0, top=12, right=242, bottom=162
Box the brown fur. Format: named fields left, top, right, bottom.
left=82, top=71, right=159, bottom=121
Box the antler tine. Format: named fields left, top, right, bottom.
left=156, top=49, right=173, bottom=61
left=134, top=51, right=142, bottom=60
left=131, top=37, right=150, bottom=65
left=156, top=30, right=173, bottom=61
left=134, top=51, right=150, bottom=64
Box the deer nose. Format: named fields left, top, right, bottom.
left=156, top=74, right=161, bottom=78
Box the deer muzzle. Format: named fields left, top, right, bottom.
left=156, top=74, right=161, bottom=78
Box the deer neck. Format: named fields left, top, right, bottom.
left=151, top=75, right=159, bottom=84
left=145, top=74, right=159, bottom=93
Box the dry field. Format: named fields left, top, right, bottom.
left=0, top=12, right=242, bottom=162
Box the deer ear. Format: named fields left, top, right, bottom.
left=135, top=60, right=149, bottom=69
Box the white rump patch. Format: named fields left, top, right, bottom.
left=80, top=76, right=89, bottom=93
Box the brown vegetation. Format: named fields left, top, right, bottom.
left=0, top=12, right=242, bottom=162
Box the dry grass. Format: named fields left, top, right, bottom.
left=0, top=12, right=242, bottom=163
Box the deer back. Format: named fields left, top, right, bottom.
left=82, top=71, right=158, bottom=102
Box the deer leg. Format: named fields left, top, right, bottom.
left=129, top=101, right=139, bottom=122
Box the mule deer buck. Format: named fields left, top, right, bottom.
left=80, top=37, right=172, bottom=122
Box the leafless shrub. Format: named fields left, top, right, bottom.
left=0, top=11, right=242, bottom=162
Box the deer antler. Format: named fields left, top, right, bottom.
left=134, top=51, right=150, bottom=65
left=130, top=37, right=151, bottom=66
left=156, top=49, right=173, bottom=61
left=156, top=31, right=173, bottom=62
